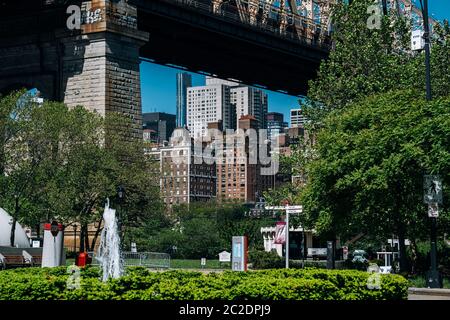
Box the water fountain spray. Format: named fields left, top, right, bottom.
left=96, top=198, right=123, bottom=281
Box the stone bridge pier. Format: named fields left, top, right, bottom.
left=0, top=0, right=149, bottom=137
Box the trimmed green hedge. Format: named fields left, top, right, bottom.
left=0, top=267, right=409, bottom=300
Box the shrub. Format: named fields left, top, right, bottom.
left=248, top=250, right=284, bottom=269
left=0, top=266, right=408, bottom=300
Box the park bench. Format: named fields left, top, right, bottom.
left=22, top=250, right=42, bottom=267
left=0, top=253, right=28, bottom=268
left=0, top=249, right=43, bottom=269
left=30, top=254, right=42, bottom=266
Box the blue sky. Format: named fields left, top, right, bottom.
left=140, top=1, right=450, bottom=125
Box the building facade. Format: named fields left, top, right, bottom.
left=205, top=77, right=268, bottom=130
left=266, top=112, right=288, bottom=141
left=176, top=72, right=192, bottom=128
left=160, top=129, right=216, bottom=206
left=216, top=116, right=273, bottom=203
left=142, top=112, right=176, bottom=145
left=186, top=84, right=235, bottom=139
left=290, top=108, right=306, bottom=128
left=231, top=86, right=268, bottom=130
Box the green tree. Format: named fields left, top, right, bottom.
left=1, top=92, right=161, bottom=250
left=299, top=90, right=450, bottom=272
left=0, top=91, right=46, bottom=245
left=305, top=0, right=449, bottom=121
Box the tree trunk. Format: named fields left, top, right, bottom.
left=398, top=229, right=408, bottom=273
left=79, top=225, right=85, bottom=252
left=84, top=226, right=90, bottom=252
left=9, top=197, right=19, bottom=247
left=410, top=238, right=418, bottom=274
left=90, top=218, right=103, bottom=251
left=394, top=181, right=408, bottom=273
left=9, top=216, right=17, bottom=247
left=36, top=223, right=41, bottom=239
left=0, top=144, right=4, bottom=176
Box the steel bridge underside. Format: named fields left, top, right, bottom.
left=135, top=0, right=329, bottom=96
left=0, top=0, right=329, bottom=96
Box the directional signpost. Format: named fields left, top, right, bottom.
left=424, top=175, right=443, bottom=288
left=265, top=204, right=303, bottom=269
left=286, top=205, right=302, bottom=214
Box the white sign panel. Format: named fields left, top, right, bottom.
left=219, top=251, right=231, bottom=262
left=308, top=248, right=327, bottom=256
left=428, top=203, right=439, bottom=218
left=201, top=258, right=206, bottom=266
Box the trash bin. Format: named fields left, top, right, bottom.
left=76, top=252, right=88, bottom=267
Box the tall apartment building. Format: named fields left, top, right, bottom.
left=216, top=115, right=273, bottom=203
left=290, top=108, right=307, bottom=128
left=160, top=128, right=216, bottom=206
left=266, top=112, right=288, bottom=141
left=142, top=112, right=176, bottom=145
left=231, top=86, right=268, bottom=130
left=206, top=77, right=268, bottom=130
left=176, top=73, right=192, bottom=128
left=186, top=84, right=235, bottom=139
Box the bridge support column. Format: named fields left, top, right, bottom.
left=62, top=0, right=149, bottom=138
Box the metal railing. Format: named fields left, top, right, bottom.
left=159, top=0, right=332, bottom=49
left=89, top=251, right=171, bottom=269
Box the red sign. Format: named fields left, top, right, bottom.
left=274, top=222, right=287, bottom=244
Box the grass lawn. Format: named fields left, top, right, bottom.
left=66, top=257, right=229, bottom=270
left=408, top=275, right=450, bottom=288
left=170, top=259, right=229, bottom=270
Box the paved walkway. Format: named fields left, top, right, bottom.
left=408, top=288, right=450, bottom=300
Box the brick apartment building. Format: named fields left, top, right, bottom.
left=216, top=115, right=273, bottom=203
left=160, top=128, right=216, bottom=206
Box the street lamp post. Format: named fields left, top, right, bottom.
left=421, top=0, right=432, bottom=102
left=419, top=0, right=442, bottom=289
left=285, top=209, right=290, bottom=269
left=424, top=175, right=443, bottom=288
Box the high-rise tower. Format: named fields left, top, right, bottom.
left=176, top=72, right=192, bottom=127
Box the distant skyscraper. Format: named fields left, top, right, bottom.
left=176, top=73, right=192, bottom=127
left=266, top=112, right=288, bottom=141
left=290, top=108, right=306, bottom=128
